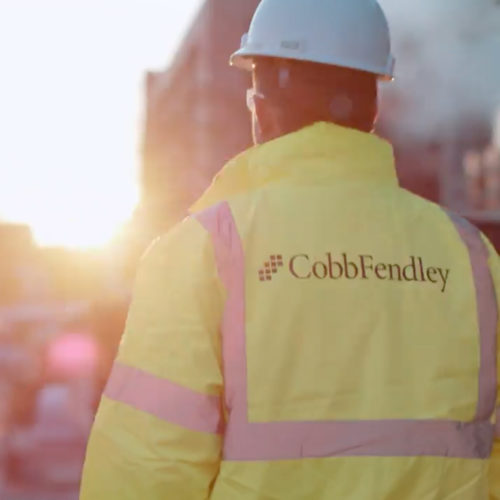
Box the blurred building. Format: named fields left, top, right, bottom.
left=0, top=224, right=49, bottom=306
left=136, top=0, right=260, bottom=243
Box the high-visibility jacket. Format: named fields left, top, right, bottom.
left=80, top=122, right=500, bottom=500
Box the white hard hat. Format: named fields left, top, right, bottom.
left=230, top=0, right=395, bottom=80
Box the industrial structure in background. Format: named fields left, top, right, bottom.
left=135, top=0, right=259, bottom=245
left=138, top=0, right=500, bottom=248
left=462, top=112, right=500, bottom=213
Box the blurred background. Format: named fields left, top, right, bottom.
left=0, top=0, right=498, bottom=498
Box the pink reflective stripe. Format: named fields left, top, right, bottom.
left=447, top=213, right=498, bottom=421
left=198, top=202, right=496, bottom=461
left=104, top=362, right=223, bottom=435
left=224, top=418, right=494, bottom=460
left=196, top=202, right=247, bottom=414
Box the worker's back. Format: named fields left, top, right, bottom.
left=195, top=123, right=499, bottom=499
left=81, top=123, right=499, bottom=500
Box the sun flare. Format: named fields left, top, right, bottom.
left=0, top=0, right=203, bottom=249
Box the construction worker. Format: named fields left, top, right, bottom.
left=80, top=0, right=500, bottom=498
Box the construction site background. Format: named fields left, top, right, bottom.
left=0, top=0, right=499, bottom=498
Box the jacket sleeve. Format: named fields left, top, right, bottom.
left=80, top=217, right=226, bottom=500
left=485, top=237, right=500, bottom=500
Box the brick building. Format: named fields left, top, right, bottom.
left=136, top=0, right=259, bottom=241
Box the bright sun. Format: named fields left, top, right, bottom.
left=0, top=0, right=203, bottom=249
left=26, top=189, right=139, bottom=250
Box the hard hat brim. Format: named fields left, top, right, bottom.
left=230, top=49, right=395, bottom=82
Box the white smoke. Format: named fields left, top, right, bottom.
left=378, top=0, right=500, bottom=141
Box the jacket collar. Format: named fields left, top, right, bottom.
left=191, top=122, right=397, bottom=213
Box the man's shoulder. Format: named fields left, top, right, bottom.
left=142, top=216, right=213, bottom=267
left=397, top=187, right=463, bottom=224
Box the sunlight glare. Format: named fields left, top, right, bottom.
left=0, top=0, right=203, bottom=248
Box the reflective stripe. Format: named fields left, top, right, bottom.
left=447, top=213, right=498, bottom=421
left=224, top=419, right=494, bottom=460
left=104, top=362, right=223, bottom=435
left=198, top=202, right=497, bottom=460
left=196, top=203, right=246, bottom=413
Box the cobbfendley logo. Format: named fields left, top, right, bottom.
left=260, top=253, right=450, bottom=293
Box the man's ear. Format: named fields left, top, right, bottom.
left=254, top=97, right=282, bottom=144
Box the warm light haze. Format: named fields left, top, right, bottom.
left=0, top=0, right=203, bottom=249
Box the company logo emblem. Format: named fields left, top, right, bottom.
left=257, top=252, right=451, bottom=292
left=258, top=255, right=284, bottom=282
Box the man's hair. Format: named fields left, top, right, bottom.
left=253, top=58, right=378, bottom=134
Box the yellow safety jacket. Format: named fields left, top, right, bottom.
left=80, top=122, right=500, bottom=499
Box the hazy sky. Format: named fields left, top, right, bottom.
left=0, top=0, right=203, bottom=248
